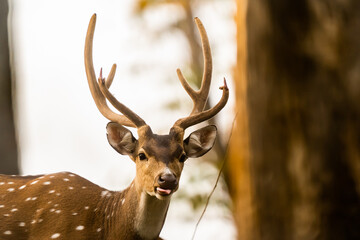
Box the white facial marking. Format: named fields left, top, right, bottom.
left=43, top=181, right=51, bottom=185
left=19, top=222, right=25, bottom=227
left=19, top=185, right=26, bottom=190
left=4, top=231, right=12, bottom=235
left=7, top=188, right=15, bottom=192
left=76, top=225, right=84, bottom=231
left=51, top=233, right=60, bottom=239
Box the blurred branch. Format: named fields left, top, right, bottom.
left=0, top=0, right=19, bottom=174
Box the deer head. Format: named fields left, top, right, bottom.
left=84, top=14, right=228, bottom=201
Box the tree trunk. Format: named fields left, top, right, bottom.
left=226, top=0, right=255, bottom=239
left=246, top=0, right=360, bottom=239
left=0, top=0, right=19, bottom=174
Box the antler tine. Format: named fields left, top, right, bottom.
left=174, top=78, right=229, bottom=130
left=173, top=18, right=228, bottom=131
left=84, top=14, right=137, bottom=128
left=106, top=63, right=116, bottom=88
left=176, top=17, right=212, bottom=115
left=98, top=77, right=146, bottom=128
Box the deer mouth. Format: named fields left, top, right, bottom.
left=156, top=187, right=172, bottom=196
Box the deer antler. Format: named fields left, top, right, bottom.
left=84, top=14, right=146, bottom=128
left=173, top=18, right=229, bottom=131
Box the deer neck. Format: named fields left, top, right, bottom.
left=102, top=181, right=170, bottom=240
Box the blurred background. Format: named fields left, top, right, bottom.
left=1, top=0, right=360, bottom=240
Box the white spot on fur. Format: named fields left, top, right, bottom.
left=101, top=191, right=109, bottom=197
left=82, top=186, right=87, bottom=189
left=19, top=185, right=26, bottom=190
left=7, top=188, right=14, bottom=192
left=3, top=231, right=11, bottom=235
left=76, top=225, right=84, bottom=231
left=84, top=206, right=89, bottom=210
left=68, top=186, right=74, bottom=190
left=55, top=210, right=61, bottom=214
left=49, top=176, right=55, bottom=178
left=0, top=182, right=4, bottom=185
left=3, top=214, right=10, bottom=217
left=97, top=228, right=102, bottom=232
left=8, top=182, right=14, bottom=184
left=25, top=197, right=31, bottom=201
left=69, top=174, right=75, bottom=177
left=31, top=220, right=36, bottom=224
left=49, top=190, right=55, bottom=194
left=121, top=198, right=125, bottom=205
left=72, top=212, right=78, bottom=215
left=43, top=181, right=51, bottom=185
left=30, top=180, right=39, bottom=185
left=51, top=233, right=60, bottom=238
left=31, top=197, right=37, bottom=201
left=19, top=222, right=25, bottom=227
left=0, top=205, right=4, bottom=208
left=10, top=208, right=17, bottom=212
left=63, top=178, right=70, bottom=182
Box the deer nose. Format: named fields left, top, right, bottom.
left=157, top=173, right=178, bottom=190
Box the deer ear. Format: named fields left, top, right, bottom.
left=106, top=122, right=137, bottom=156
left=183, top=125, right=217, bottom=158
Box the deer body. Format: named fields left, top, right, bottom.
left=0, top=14, right=228, bottom=239
left=0, top=172, right=168, bottom=240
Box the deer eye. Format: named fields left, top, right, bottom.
left=179, top=153, right=187, bottom=163
left=138, top=153, right=147, bottom=161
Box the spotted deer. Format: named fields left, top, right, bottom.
left=0, top=14, right=228, bottom=240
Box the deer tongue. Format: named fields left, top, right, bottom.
left=157, top=188, right=172, bottom=195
